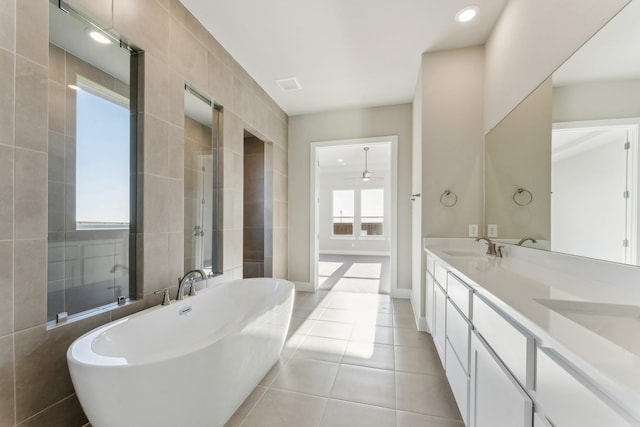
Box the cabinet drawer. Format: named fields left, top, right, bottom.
left=447, top=273, right=472, bottom=318
left=446, top=340, right=469, bottom=425
left=536, top=348, right=634, bottom=427
left=426, top=253, right=436, bottom=276
left=433, top=282, right=447, bottom=368
left=434, top=262, right=448, bottom=291
left=446, top=298, right=471, bottom=373
left=473, top=295, right=534, bottom=389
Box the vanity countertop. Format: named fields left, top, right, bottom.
left=425, top=239, right=640, bottom=422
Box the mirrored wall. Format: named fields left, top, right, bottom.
left=183, top=84, right=223, bottom=276
left=47, top=3, right=137, bottom=322
left=485, top=0, right=640, bottom=265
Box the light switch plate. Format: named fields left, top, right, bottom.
left=469, top=224, right=478, bottom=238
left=488, top=224, right=498, bottom=238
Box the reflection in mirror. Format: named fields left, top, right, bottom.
left=183, top=85, right=223, bottom=276
left=47, top=3, right=137, bottom=322
left=484, top=0, right=640, bottom=265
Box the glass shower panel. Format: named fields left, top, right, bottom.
left=183, top=85, right=222, bottom=276
left=47, top=3, right=137, bottom=322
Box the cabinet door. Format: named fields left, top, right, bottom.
left=536, top=348, right=634, bottom=427
left=470, top=333, right=532, bottom=427
left=433, top=282, right=447, bottom=367
left=426, top=271, right=435, bottom=332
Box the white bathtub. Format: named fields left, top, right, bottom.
left=67, top=278, right=294, bottom=427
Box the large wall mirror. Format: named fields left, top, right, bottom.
left=183, top=84, right=223, bottom=276
left=47, top=3, right=138, bottom=322
left=485, top=0, right=640, bottom=265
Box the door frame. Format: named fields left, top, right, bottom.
left=552, top=118, right=640, bottom=264
left=309, top=136, right=399, bottom=295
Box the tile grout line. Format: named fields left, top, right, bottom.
left=12, top=3, right=17, bottom=422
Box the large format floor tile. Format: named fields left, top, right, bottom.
left=331, top=364, right=396, bottom=409
left=270, top=358, right=340, bottom=397
left=229, top=289, right=461, bottom=427
left=321, top=400, right=396, bottom=427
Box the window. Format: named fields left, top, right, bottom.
left=333, top=190, right=354, bottom=235
left=75, top=81, right=130, bottom=229
left=361, top=188, right=384, bottom=236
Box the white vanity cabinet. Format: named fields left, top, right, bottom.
left=425, top=247, right=640, bottom=427
left=536, top=348, right=635, bottom=427
left=470, top=332, right=533, bottom=427
left=444, top=273, right=473, bottom=424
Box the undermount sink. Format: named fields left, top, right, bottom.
left=441, top=250, right=483, bottom=258
left=535, top=298, right=640, bottom=357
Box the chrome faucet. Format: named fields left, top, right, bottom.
left=475, top=237, right=503, bottom=257
left=516, top=237, right=537, bottom=246
left=176, top=269, right=207, bottom=300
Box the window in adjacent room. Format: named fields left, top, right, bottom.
left=332, top=189, right=355, bottom=235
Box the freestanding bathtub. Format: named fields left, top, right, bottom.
left=67, top=278, right=294, bottom=427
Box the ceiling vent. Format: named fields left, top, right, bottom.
left=276, top=77, right=302, bottom=92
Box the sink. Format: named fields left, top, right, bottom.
left=441, top=250, right=483, bottom=258
left=535, top=299, right=640, bottom=357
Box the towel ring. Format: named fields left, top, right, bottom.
left=513, top=188, right=533, bottom=206
left=440, top=190, right=457, bottom=207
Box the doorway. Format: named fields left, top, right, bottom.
left=243, top=131, right=273, bottom=277
left=551, top=119, right=639, bottom=264
left=310, top=137, right=398, bottom=295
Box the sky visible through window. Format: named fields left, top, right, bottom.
left=76, top=88, right=130, bottom=225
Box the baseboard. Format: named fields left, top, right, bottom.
left=319, top=250, right=391, bottom=256
left=391, top=288, right=411, bottom=299
left=293, top=281, right=314, bottom=292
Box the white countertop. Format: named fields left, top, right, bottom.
left=424, top=238, right=640, bottom=422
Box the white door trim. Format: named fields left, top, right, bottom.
left=310, top=136, right=399, bottom=294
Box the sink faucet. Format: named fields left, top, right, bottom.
left=516, top=237, right=537, bottom=246
left=475, top=237, right=502, bottom=257
left=176, top=269, right=207, bottom=300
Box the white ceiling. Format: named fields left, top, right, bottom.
left=179, top=0, right=509, bottom=116
left=318, top=143, right=391, bottom=175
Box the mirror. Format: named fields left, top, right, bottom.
left=485, top=0, right=640, bottom=265
left=183, top=84, right=223, bottom=276
left=47, top=3, right=137, bottom=322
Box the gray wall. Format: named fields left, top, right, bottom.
left=288, top=104, right=413, bottom=291
left=411, top=46, right=485, bottom=328
left=484, top=0, right=629, bottom=132
left=0, top=0, right=288, bottom=425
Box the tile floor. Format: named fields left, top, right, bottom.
left=318, top=255, right=391, bottom=294
left=224, top=290, right=463, bottom=427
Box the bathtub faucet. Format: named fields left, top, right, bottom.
left=177, top=269, right=207, bottom=300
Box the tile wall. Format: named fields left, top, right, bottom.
left=243, top=136, right=265, bottom=278
left=0, top=0, right=289, bottom=425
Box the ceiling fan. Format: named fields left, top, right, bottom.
left=346, top=147, right=383, bottom=181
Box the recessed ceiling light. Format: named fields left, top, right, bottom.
left=86, top=28, right=111, bottom=44
left=455, top=6, right=479, bottom=23
left=337, top=158, right=343, bottom=163
left=276, top=77, right=302, bottom=92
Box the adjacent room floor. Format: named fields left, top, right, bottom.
left=224, top=289, right=463, bottom=427
left=318, top=254, right=391, bottom=294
